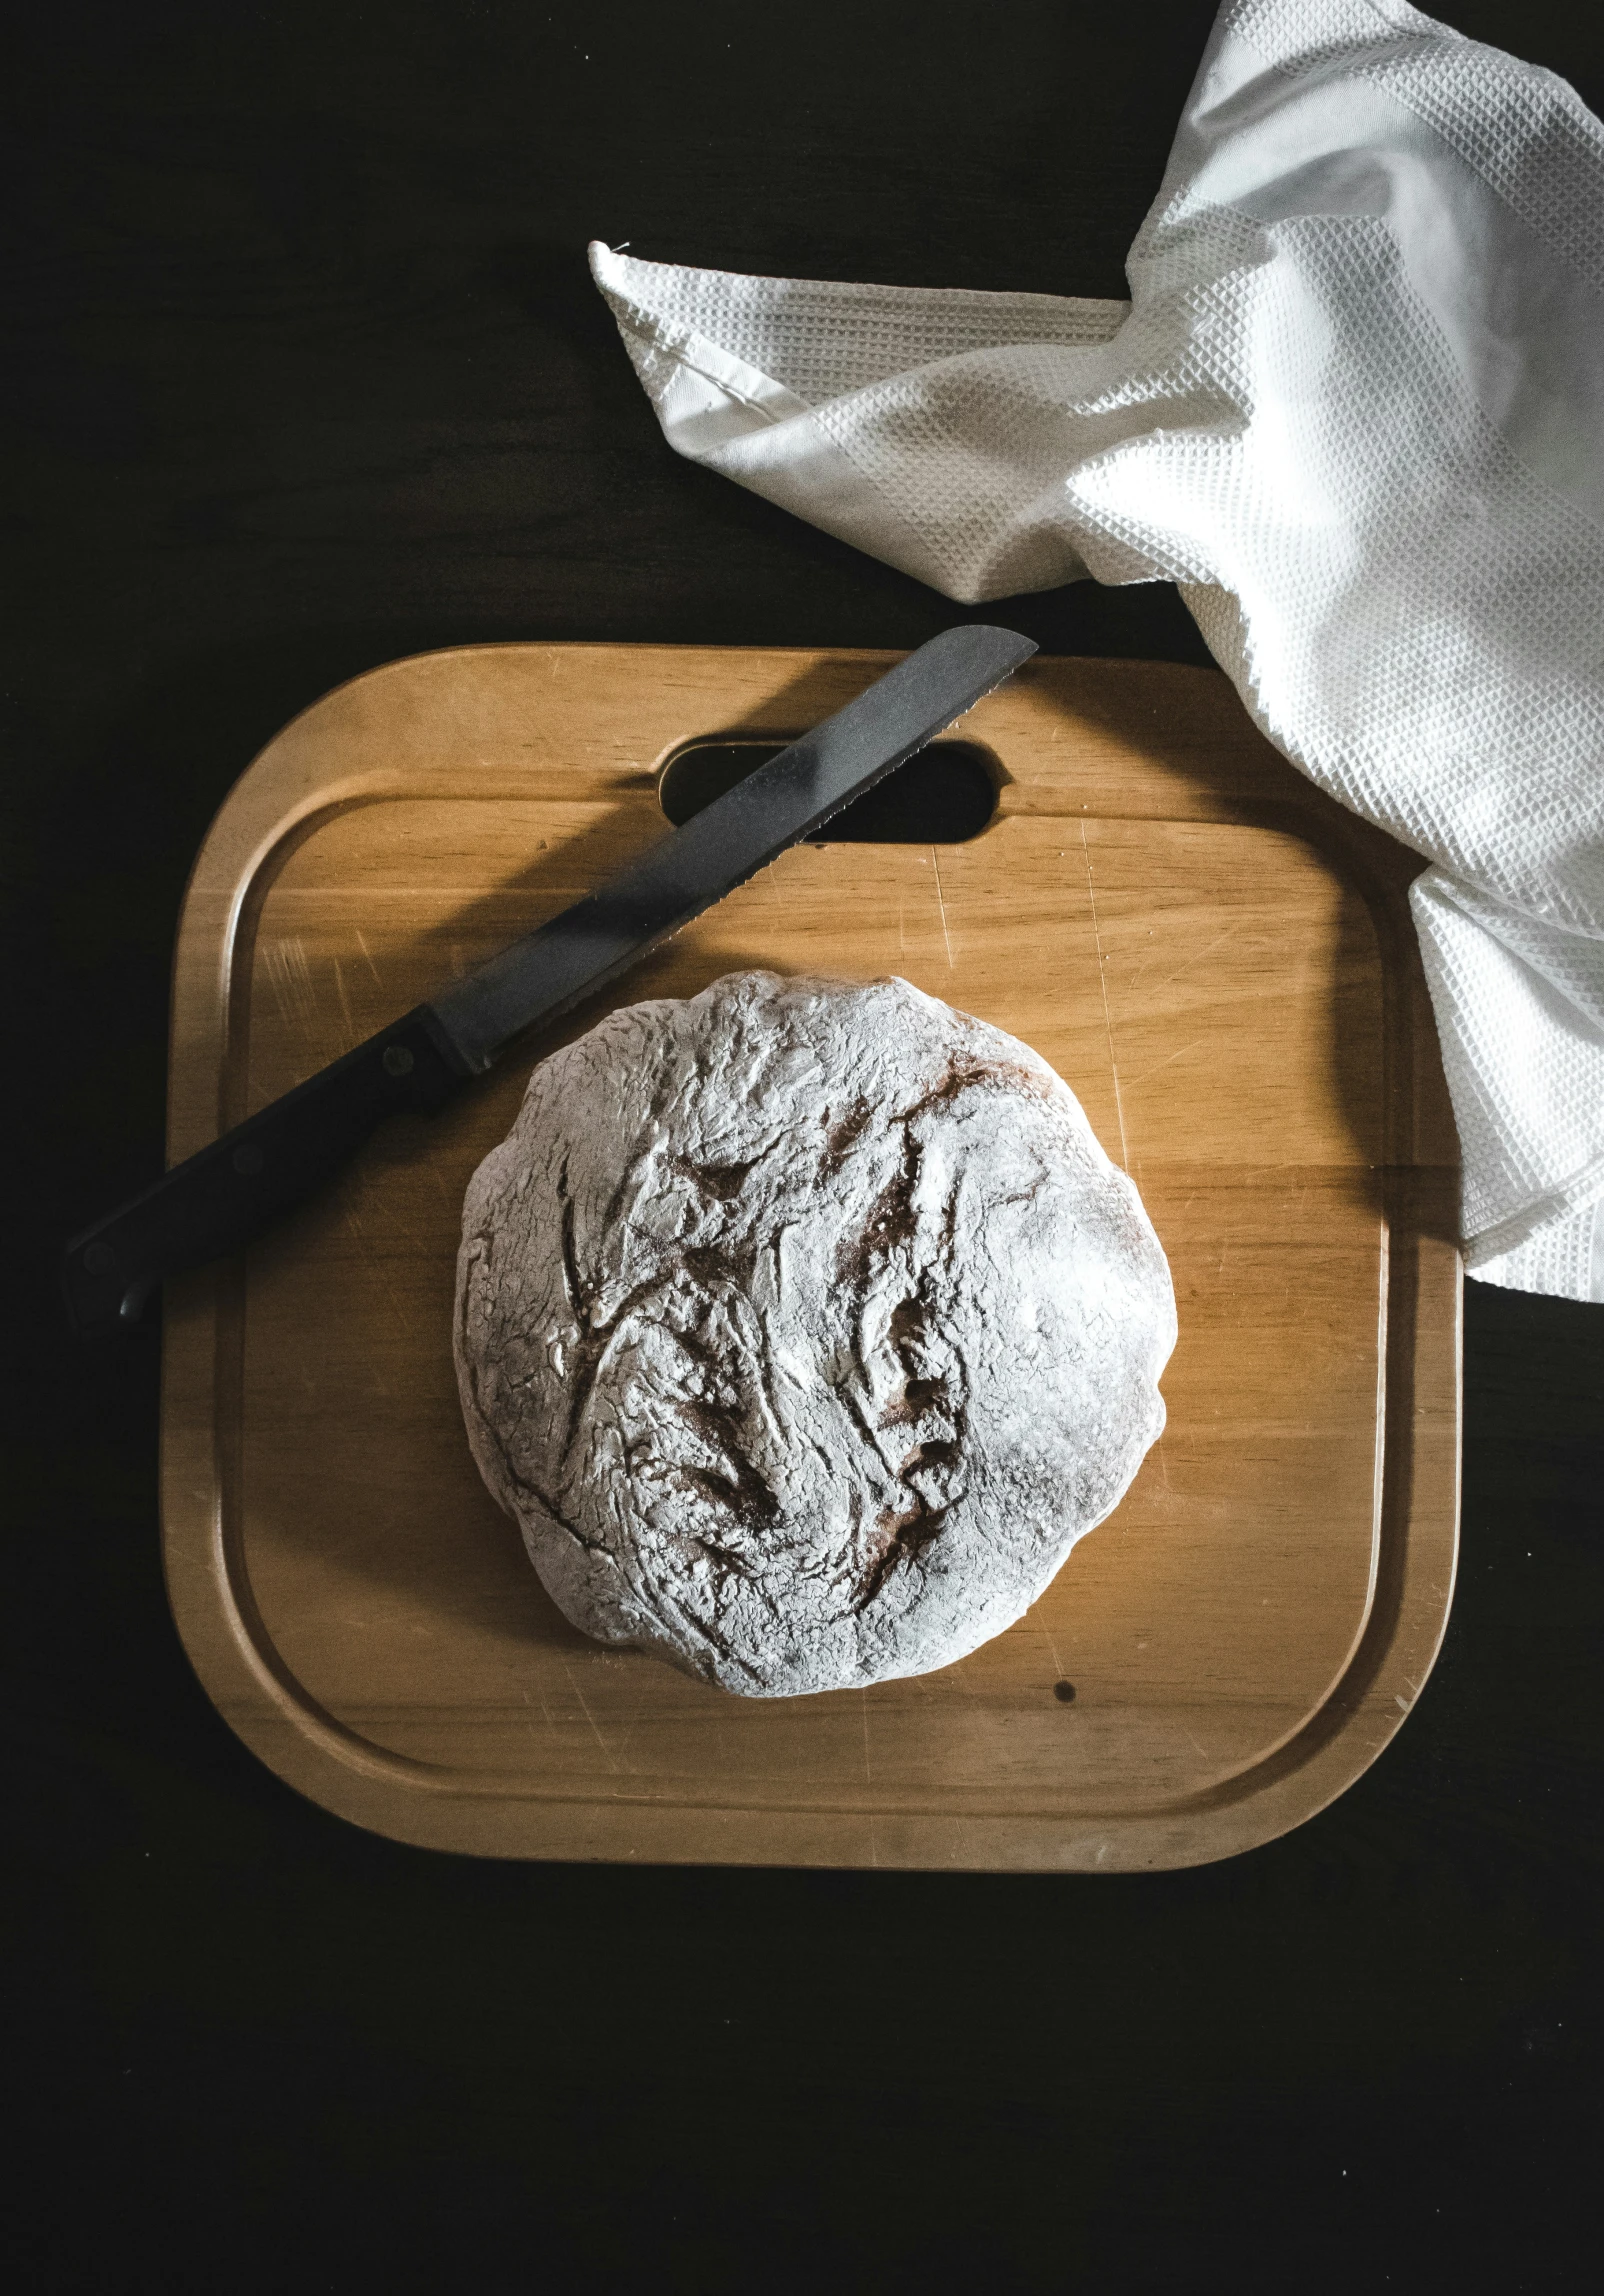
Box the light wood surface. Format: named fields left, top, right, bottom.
left=159, top=644, right=1461, bottom=1870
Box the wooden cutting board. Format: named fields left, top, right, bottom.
left=160, top=644, right=1461, bottom=1870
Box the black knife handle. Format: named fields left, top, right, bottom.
left=61, top=1005, right=473, bottom=1339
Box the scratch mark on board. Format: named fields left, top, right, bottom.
left=562, top=1655, right=622, bottom=1774
left=1121, top=1037, right=1202, bottom=1090
left=354, top=928, right=384, bottom=988
left=331, top=956, right=356, bottom=1047
left=261, top=936, right=318, bottom=1030
left=1044, top=1624, right=1069, bottom=1685
left=1145, top=925, right=1238, bottom=997
left=930, top=850, right=955, bottom=970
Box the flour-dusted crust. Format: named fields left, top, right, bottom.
left=454, top=972, right=1176, bottom=1697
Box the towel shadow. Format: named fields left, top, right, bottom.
left=1022, top=656, right=1454, bottom=1238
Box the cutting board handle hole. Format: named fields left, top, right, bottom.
left=659, top=738, right=1000, bottom=843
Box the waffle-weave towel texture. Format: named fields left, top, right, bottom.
left=591, top=0, right=1604, bottom=1302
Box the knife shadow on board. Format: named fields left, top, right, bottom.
left=1018, top=664, right=1453, bottom=1217
left=378, top=647, right=1014, bottom=1074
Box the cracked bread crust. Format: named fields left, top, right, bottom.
left=454, top=971, right=1176, bottom=1698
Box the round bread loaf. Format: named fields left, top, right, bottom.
left=454, top=971, right=1175, bottom=1697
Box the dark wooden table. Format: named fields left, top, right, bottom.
left=5, top=3, right=1600, bottom=2287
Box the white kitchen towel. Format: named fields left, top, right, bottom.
left=589, top=0, right=1604, bottom=1303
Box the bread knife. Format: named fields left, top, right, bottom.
left=62, top=625, right=1037, bottom=1338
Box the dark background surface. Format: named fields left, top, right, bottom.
left=4, top=2, right=1601, bottom=2287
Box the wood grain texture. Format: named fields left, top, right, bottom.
left=159, top=644, right=1460, bottom=1868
